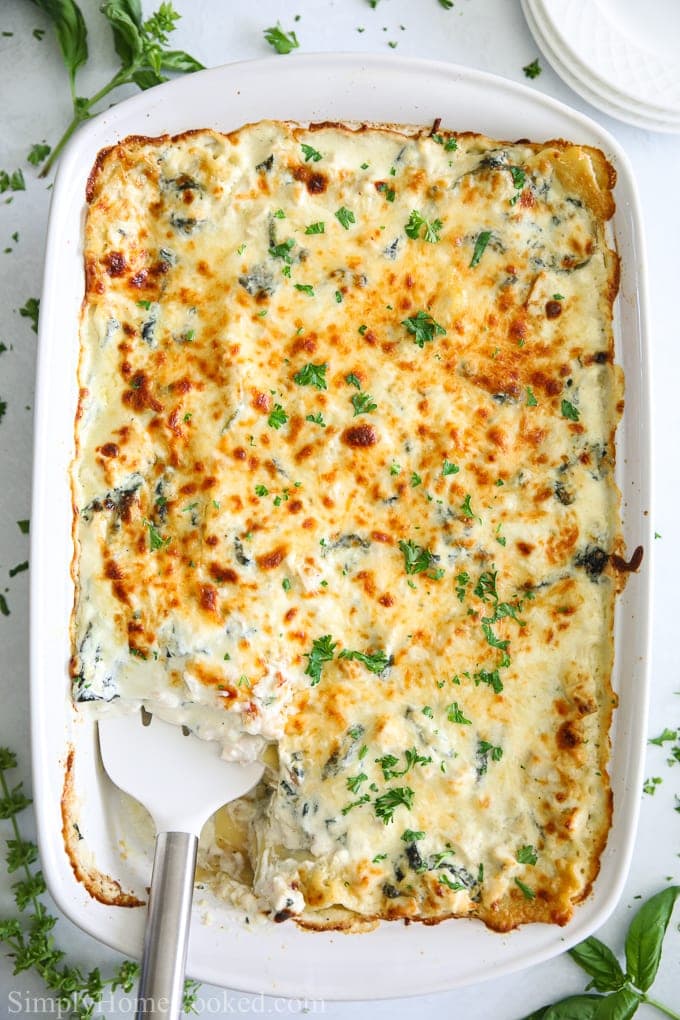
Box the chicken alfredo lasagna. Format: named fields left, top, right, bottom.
left=72, top=120, right=625, bottom=932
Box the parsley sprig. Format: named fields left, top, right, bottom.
left=304, top=635, right=337, bottom=686
left=398, top=539, right=444, bottom=580
left=32, top=1, right=204, bottom=177
left=401, top=310, right=446, bottom=348
left=0, top=749, right=202, bottom=1016
left=405, top=209, right=442, bottom=243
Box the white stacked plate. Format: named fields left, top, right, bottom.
left=521, top=0, right=680, bottom=132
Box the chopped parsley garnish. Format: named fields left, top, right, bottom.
left=398, top=539, right=441, bottom=578
left=304, top=635, right=337, bottom=686
left=477, top=740, right=503, bottom=774
left=410, top=472, right=422, bottom=488
left=27, top=143, right=51, bottom=166
left=19, top=298, right=39, bottom=333
left=358, top=324, right=368, bottom=335
left=0, top=170, right=25, bottom=193
left=456, top=571, right=470, bottom=602
left=9, top=562, right=28, bottom=578
left=17, top=520, right=29, bottom=534
left=351, top=391, right=377, bottom=416
left=305, top=221, right=325, bottom=235
left=306, top=412, right=326, bottom=427
left=273, top=209, right=285, bottom=219
left=553, top=293, right=565, bottom=301
left=526, top=386, right=538, bottom=406
left=460, top=494, right=479, bottom=521
left=439, top=873, right=465, bottom=891
left=339, top=648, right=390, bottom=674
left=294, top=283, right=315, bottom=296
left=523, top=58, right=542, bottom=79
left=335, top=206, right=356, bottom=230
left=263, top=23, right=299, bottom=54
left=269, top=238, right=295, bottom=262
left=442, top=460, right=459, bottom=476
left=516, top=845, right=538, bottom=865
left=514, top=877, right=536, bottom=899
left=432, top=132, right=457, bottom=149
left=301, top=143, right=322, bottom=163
left=374, top=786, right=415, bottom=824
left=376, top=182, right=396, bottom=202
left=561, top=398, right=580, bottom=421
left=345, top=372, right=361, bottom=389
left=282, top=578, right=292, bottom=591
left=469, top=230, right=492, bottom=268
left=422, top=705, right=434, bottom=718
left=508, top=166, right=526, bottom=205
left=294, top=362, right=327, bottom=389
left=137, top=299, right=151, bottom=310
left=474, top=669, right=503, bottom=694
left=481, top=620, right=509, bottom=652
left=402, top=829, right=426, bottom=842
left=405, top=209, right=442, bottom=243
left=447, top=702, right=471, bottom=725
left=143, top=519, right=170, bottom=552
left=335, top=290, right=343, bottom=303
left=254, top=484, right=269, bottom=497
left=267, top=403, right=288, bottom=429
left=342, top=794, right=370, bottom=815
left=438, top=0, right=454, bottom=8
left=643, top=776, right=662, bottom=795
left=401, top=310, right=446, bottom=348
left=649, top=728, right=677, bottom=746
left=372, top=853, right=387, bottom=863
left=346, top=772, right=368, bottom=793
left=390, top=462, right=401, bottom=476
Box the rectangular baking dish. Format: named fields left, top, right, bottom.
left=30, top=54, right=651, bottom=1000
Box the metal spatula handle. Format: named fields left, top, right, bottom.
left=136, top=831, right=198, bottom=1019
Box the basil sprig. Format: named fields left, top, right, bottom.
left=30, top=0, right=204, bottom=176
left=523, top=886, right=680, bottom=1019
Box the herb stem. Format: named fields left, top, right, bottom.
left=39, top=67, right=135, bottom=178
left=643, top=996, right=680, bottom=1020
left=0, top=762, right=43, bottom=921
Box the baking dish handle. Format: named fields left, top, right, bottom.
left=136, top=830, right=198, bottom=1019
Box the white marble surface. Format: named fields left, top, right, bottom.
left=1, top=1, right=678, bottom=1016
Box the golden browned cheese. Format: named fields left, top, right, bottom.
left=73, top=121, right=624, bottom=932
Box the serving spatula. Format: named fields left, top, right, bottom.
left=98, top=712, right=264, bottom=1019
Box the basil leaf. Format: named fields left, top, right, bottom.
left=592, top=987, right=640, bottom=1020
left=31, top=0, right=88, bottom=85
left=520, top=995, right=603, bottom=1020
left=100, top=0, right=143, bottom=64
left=132, top=68, right=164, bottom=90
left=159, top=49, right=205, bottom=73
left=624, top=885, right=680, bottom=992
left=568, top=937, right=626, bottom=992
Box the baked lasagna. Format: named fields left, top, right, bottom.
left=72, top=120, right=624, bottom=932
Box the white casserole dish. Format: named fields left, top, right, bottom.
left=30, top=54, right=651, bottom=1000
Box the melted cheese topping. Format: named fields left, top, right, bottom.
left=73, top=121, right=623, bottom=932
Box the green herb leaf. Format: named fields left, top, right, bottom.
left=267, top=403, right=288, bottom=429
left=17, top=520, right=30, bottom=534
left=523, top=58, right=542, bottom=79
left=263, top=23, right=299, bottom=55
left=305, top=221, right=325, bottom=235
left=447, top=702, right=471, bottom=725
left=269, top=237, right=295, bottom=262
left=561, top=399, right=580, bottom=422
left=374, top=786, right=414, bottom=824
left=27, top=142, right=52, bottom=166
left=19, top=298, right=39, bottom=333
left=469, top=230, right=492, bottom=268
left=32, top=0, right=88, bottom=87
left=304, top=635, right=337, bottom=686
left=592, top=987, right=641, bottom=1020
left=301, top=143, right=322, bottom=163
left=294, top=362, right=327, bottom=389
left=526, top=386, right=538, bottom=406
left=402, top=829, right=426, bottom=841
left=398, top=539, right=441, bottom=577
left=438, top=0, right=454, bottom=8
left=401, top=310, right=446, bottom=348
left=520, top=994, right=604, bottom=1020
left=306, top=412, right=326, bottom=427
left=649, top=728, right=677, bottom=746
left=143, top=518, right=169, bottom=551
left=568, top=937, right=626, bottom=993
left=516, top=844, right=538, bottom=866
left=514, top=877, right=535, bottom=900
left=405, top=209, right=442, bottom=243
left=345, top=372, right=362, bottom=389
left=351, top=391, right=377, bottom=416
left=624, top=885, right=680, bottom=991
left=294, top=283, right=315, bottom=296
left=335, top=206, right=356, bottom=230
left=442, top=460, right=459, bottom=476
left=338, top=648, right=390, bottom=674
